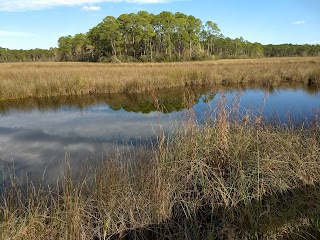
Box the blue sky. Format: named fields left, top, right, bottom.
left=0, top=0, right=319, bottom=50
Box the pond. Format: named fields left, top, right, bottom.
left=0, top=84, right=319, bottom=185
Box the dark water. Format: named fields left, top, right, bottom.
left=0, top=85, right=319, bottom=185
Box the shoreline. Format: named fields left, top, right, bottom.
left=0, top=57, right=319, bottom=101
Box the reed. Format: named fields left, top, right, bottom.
left=0, top=57, right=319, bottom=101
left=1, top=98, right=319, bottom=239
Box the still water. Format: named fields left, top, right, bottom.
left=0, top=85, right=319, bottom=184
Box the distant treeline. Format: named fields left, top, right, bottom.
left=0, top=48, right=57, bottom=62
left=1, top=11, right=320, bottom=63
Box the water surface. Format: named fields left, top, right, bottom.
left=0, top=85, right=319, bottom=185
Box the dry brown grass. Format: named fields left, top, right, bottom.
left=0, top=57, right=319, bottom=101
left=1, top=99, right=320, bottom=239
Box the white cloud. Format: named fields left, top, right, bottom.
left=0, top=0, right=174, bottom=12
left=0, top=30, right=33, bottom=37
left=82, top=5, right=101, bottom=11
left=291, top=21, right=305, bottom=25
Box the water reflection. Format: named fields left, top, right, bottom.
left=0, top=83, right=318, bottom=116
left=195, top=88, right=320, bottom=124
left=0, top=109, right=181, bottom=185
left=0, top=83, right=319, bottom=185
left=0, top=86, right=210, bottom=115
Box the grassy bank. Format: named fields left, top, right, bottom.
left=1, top=104, right=320, bottom=239
left=0, top=57, right=319, bottom=101
left=2, top=82, right=318, bottom=115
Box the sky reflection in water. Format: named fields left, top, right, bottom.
left=0, top=87, right=319, bottom=184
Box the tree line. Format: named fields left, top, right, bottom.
left=0, top=48, right=57, bottom=62
left=1, top=11, right=320, bottom=62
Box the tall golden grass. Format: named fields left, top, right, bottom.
left=0, top=57, right=319, bottom=101
left=1, top=98, right=319, bottom=239
left=1, top=82, right=317, bottom=115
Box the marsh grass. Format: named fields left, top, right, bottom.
left=0, top=57, right=319, bottom=101
left=1, top=94, right=320, bottom=239
left=1, top=82, right=318, bottom=116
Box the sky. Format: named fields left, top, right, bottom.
left=0, top=0, right=319, bottom=50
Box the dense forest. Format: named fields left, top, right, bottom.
left=1, top=11, right=320, bottom=62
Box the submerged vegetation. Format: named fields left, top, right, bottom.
left=0, top=57, right=319, bottom=101
left=1, top=99, right=319, bottom=239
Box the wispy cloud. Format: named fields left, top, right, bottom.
left=0, top=30, right=34, bottom=37
left=0, top=0, right=175, bottom=12
left=82, top=5, right=101, bottom=11
left=291, top=20, right=305, bottom=25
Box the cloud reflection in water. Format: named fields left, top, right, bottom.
left=0, top=107, right=183, bottom=184
left=0, top=87, right=319, bottom=185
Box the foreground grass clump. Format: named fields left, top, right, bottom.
left=1, top=107, right=320, bottom=239
left=0, top=57, right=320, bottom=101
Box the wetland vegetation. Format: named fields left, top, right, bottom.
left=0, top=80, right=319, bottom=239
left=0, top=57, right=319, bottom=101
left=0, top=10, right=320, bottom=239
left=0, top=96, right=319, bottom=239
